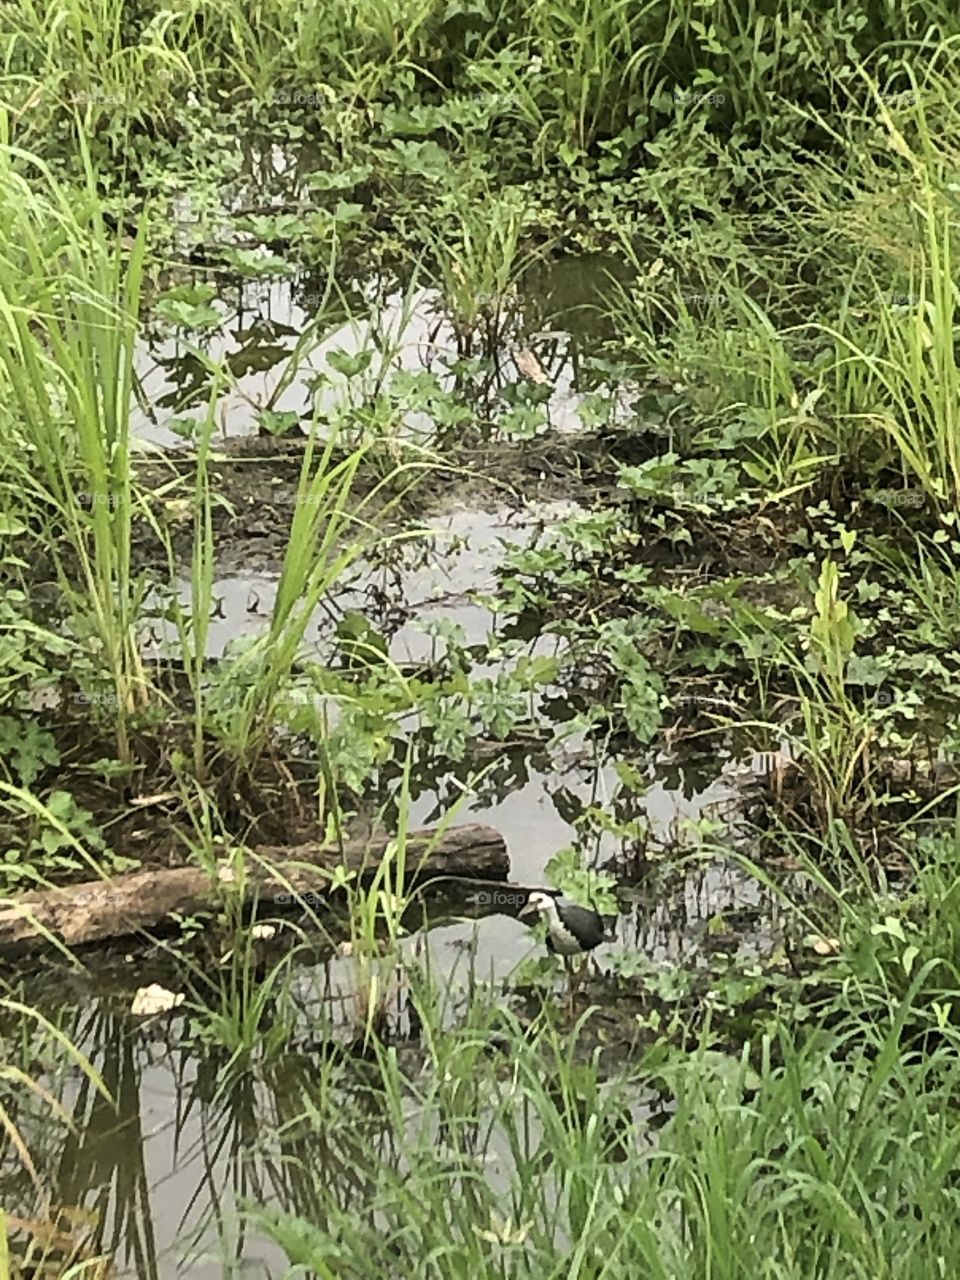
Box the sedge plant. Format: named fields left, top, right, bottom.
left=0, top=139, right=151, bottom=762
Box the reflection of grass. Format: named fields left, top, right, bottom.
left=341, top=755, right=472, bottom=1044
left=0, top=999, right=110, bottom=1200
left=0, top=996, right=113, bottom=1277
left=3, top=1208, right=113, bottom=1278
left=13, top=824, right=960, bottom=1278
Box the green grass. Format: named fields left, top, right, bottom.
left=416, top=181, right=548, bottom=357
left=5, top=2, right=960, bottom=1275
left=240, top=953, right=960, bottom=1279
left=11, top=819, right=960, bottom=1278
left=0, top=139, right=150, bottom=762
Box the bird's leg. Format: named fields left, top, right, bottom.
left=570, top=955, right=585, bottom=1004
left=563, top=956, right=575, bottom=1017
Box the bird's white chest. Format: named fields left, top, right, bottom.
left=547, top=922, right=585, bottom=956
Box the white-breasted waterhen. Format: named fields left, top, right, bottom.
left=518, top=890, right=606, bottom=1006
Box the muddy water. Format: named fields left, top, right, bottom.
left=142, top=504, right=558, bottom=661
left=139, top=490, right=771, bottom=977
left=16, top=727, right=773, bottom=1277
left=23, top=579, right=776, bottom=1280
left=17, top=811, right=770, bottom=1280
left=132, top=253, right=630, bottom=449
left=10, top=251, right=775, bottom=1276
left=12, top=696, right=773, bottom=1280
left=81, top=459, right=782, bottom=1276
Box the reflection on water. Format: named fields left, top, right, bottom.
left=7, top=736, right=777, bottom=1279
left=7, top=223, right=760, bottom=1275
left=141, top=501, right=574, bottom=663
left=79, top=480, right=786, bottom=1276
left=132, top=252, right=631, bottom=449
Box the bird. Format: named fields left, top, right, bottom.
left=518, top=891, right=606, bottom=1007
left=518, top=890, right=605, bottom=955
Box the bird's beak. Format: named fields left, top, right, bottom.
left=518, top=900, right=536, bottom=918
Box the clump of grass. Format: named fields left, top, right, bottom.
left=417, top=183, right=547, bottom=357
left=246, top=939, right=960, bottom=1279
left=0, top=139, right=150, bottom=762
left=186, top=434, right=438, bottom=790
left=829, top=213, right=960, bottom=508
left=180, top=928, right=303, bottom=1086
left=728, top=558, right=881, bottom=835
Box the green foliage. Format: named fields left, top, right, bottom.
left=0, top=782, right=134, bottom=890
left=0, top=144, right=150, bottom=762
left=241, top=958, right=960, bottom=1280
left=0, top=717, right=59, bottom=788
left=4, top=10, right=960, bottom=1270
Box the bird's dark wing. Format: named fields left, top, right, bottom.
left=559, top=904, right=605, bottom=950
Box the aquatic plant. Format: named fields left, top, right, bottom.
left=0, top=141, right=149, bottom=762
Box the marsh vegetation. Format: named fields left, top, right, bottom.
left=3, top=2, right=960, bottom=1275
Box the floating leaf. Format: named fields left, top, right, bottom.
left=156, top=298, right=221, bottom=331
left=327, top=348, right=373, bottom=378
left=258, top=409, right=301, bottom=437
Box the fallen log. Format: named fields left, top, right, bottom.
left=0, top=824, right=508, bottom=954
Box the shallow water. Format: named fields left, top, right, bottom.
left=142, top=502, right=571, bottom=659
left=10, top=735, right=776, bottom=1278
left=10, top=246, right=773, bottom=1276
left=53, top=451, right=787, bottom=1275
left=132, top=253, right=631, bottom=449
